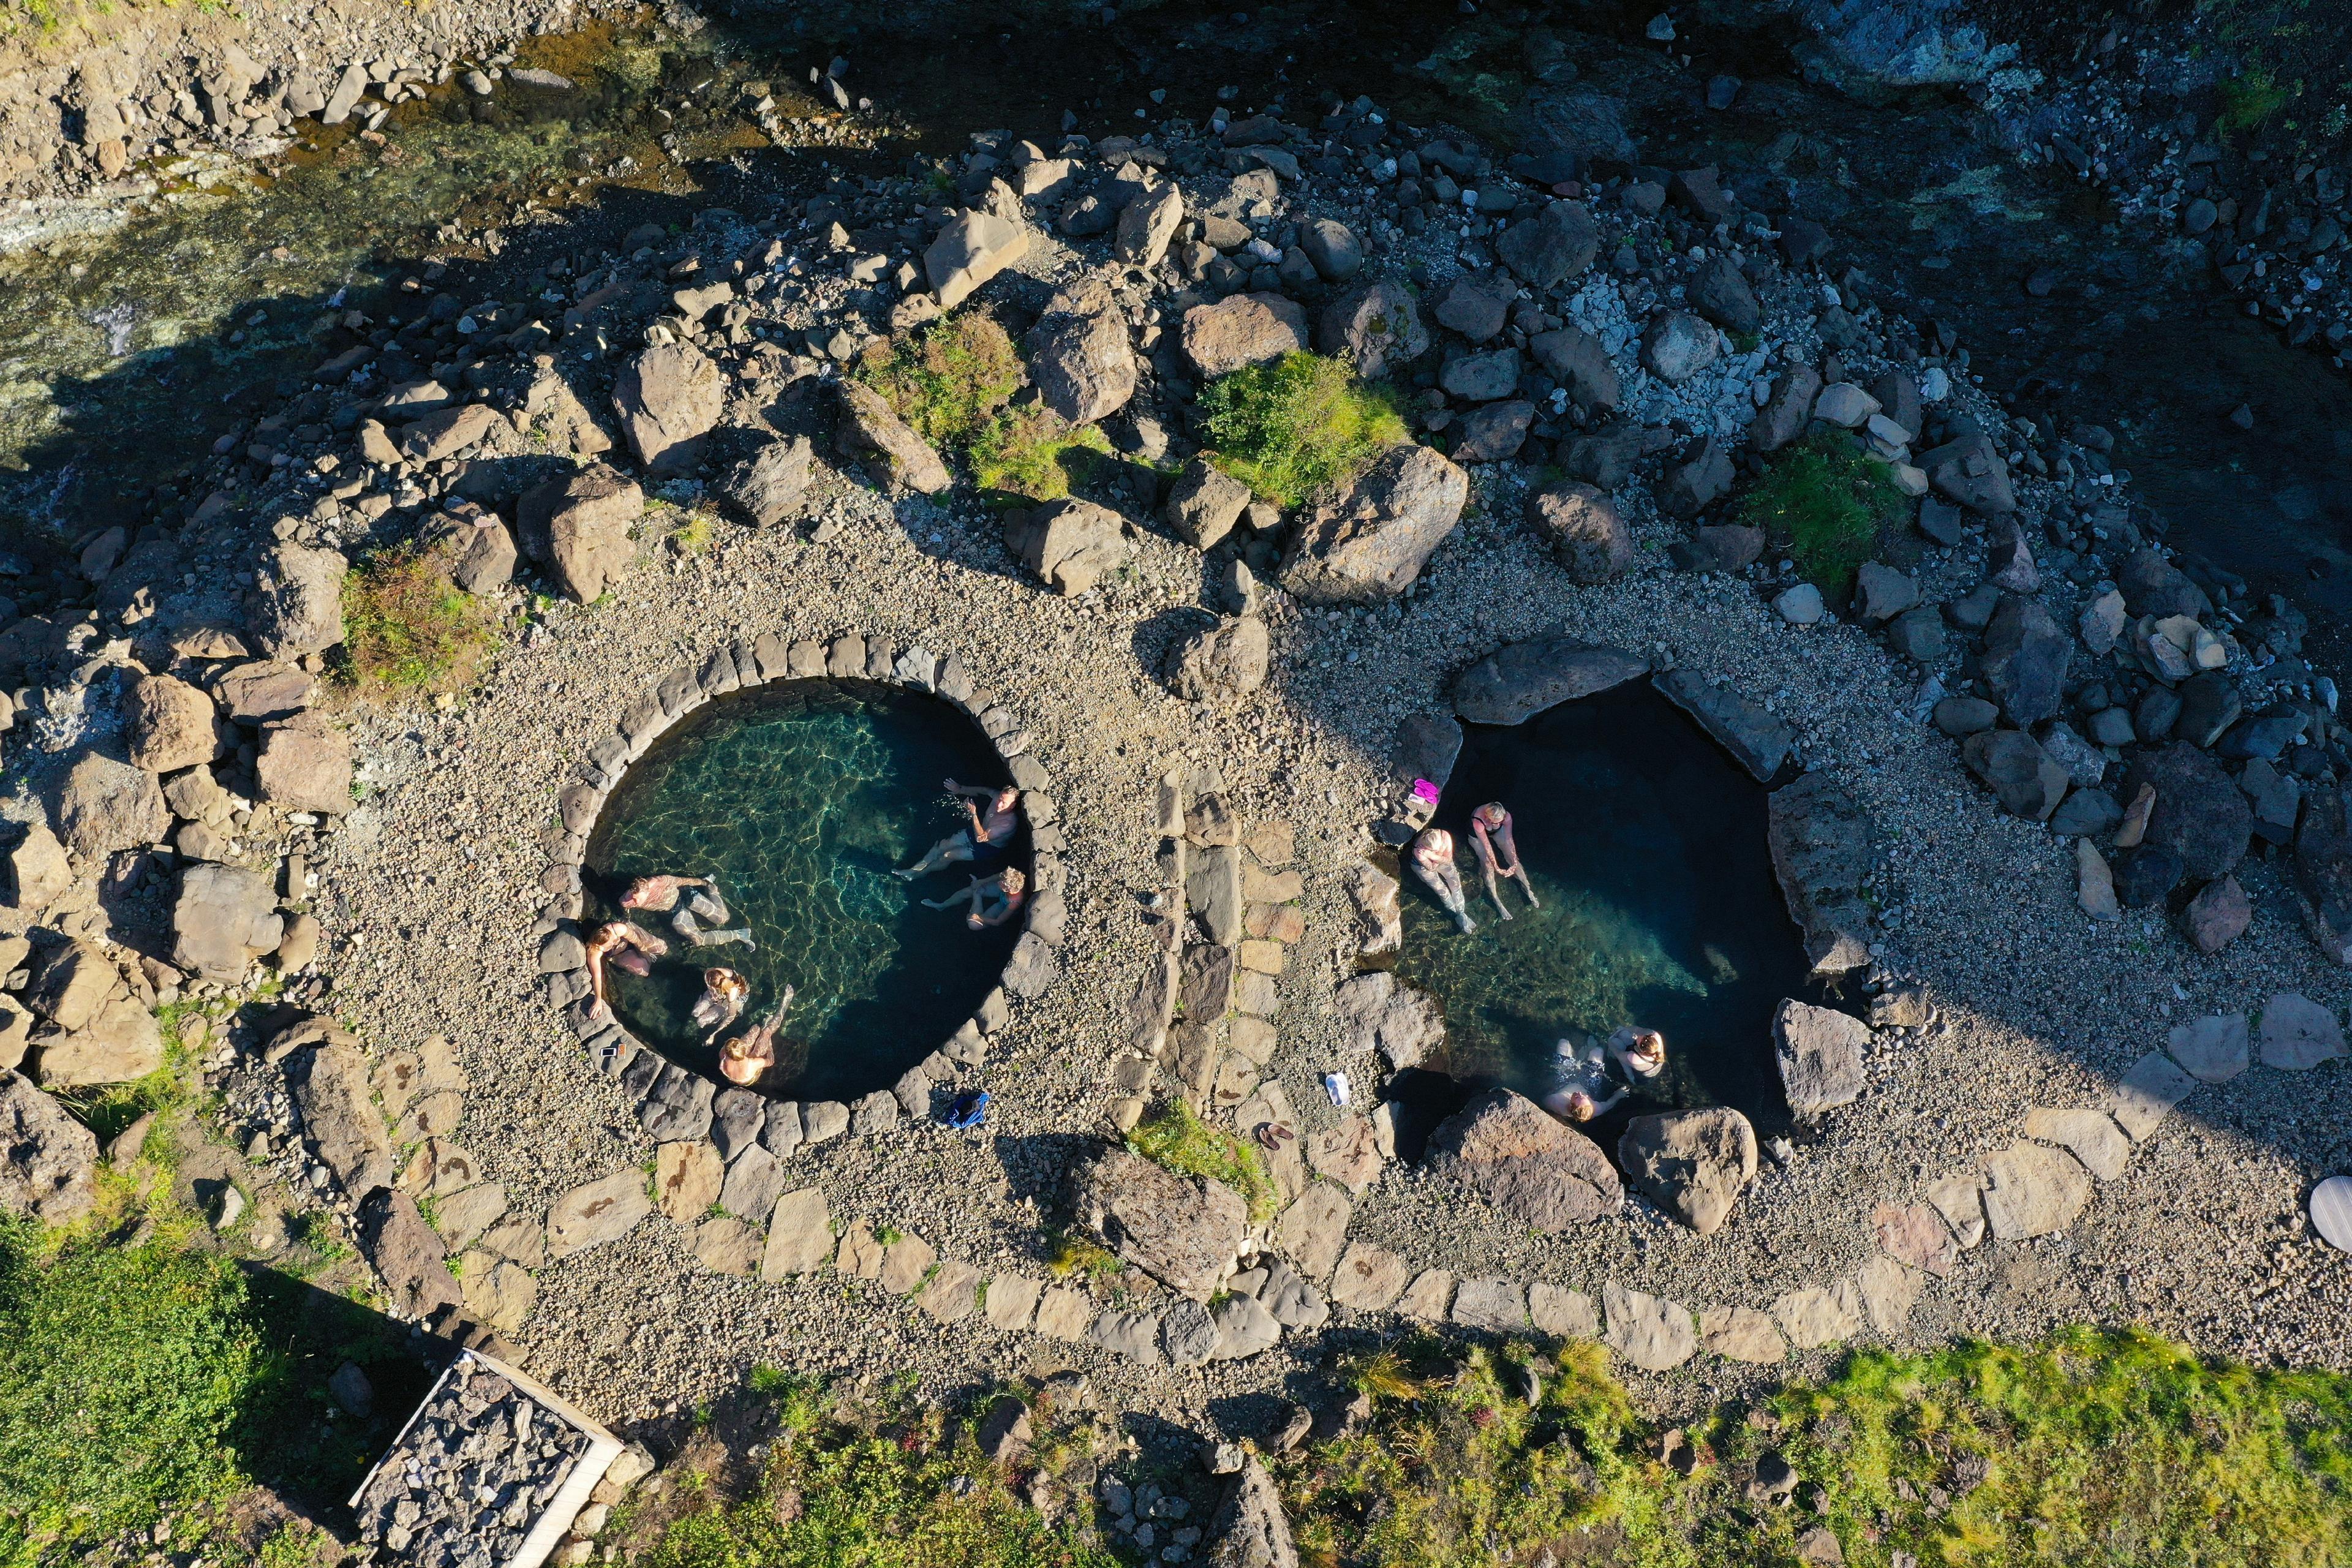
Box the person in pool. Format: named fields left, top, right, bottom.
left=1468, top=801, right=1540, bottom=921
left=924, top=865, right=1028, bottom=929
left=895, top=780, right=1022, bottom=880
left=1607, top=1025, right=1668, bottom=1085
left=584, top=921, right=666, bottom=1020
left=690, top=967, right=749, bottom=1041
left=1409, top=827, right=1477, bottom=934
left=621, top=873, right=755, bottom=949
left=1540, top=1034, right=1627, bottom=1125
left=717, top=987, right=794, bottom=1087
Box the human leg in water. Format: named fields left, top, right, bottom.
left=672, top=907, right=755, bottom=949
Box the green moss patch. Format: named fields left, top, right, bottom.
left=337, top=546, right=496, bottom=696
left=854, top=312, right=1022, bottom=451
left=1196, top=352, right=1408, bottom=508
left=1737, top=433, right=1907, bottom=597
left=1126, top=1100, right=1277, bottom=1225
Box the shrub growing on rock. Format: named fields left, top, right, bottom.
left=854, top=311, right=1022, bottom=450
left=1196, top=350, right=1407, bottom=508
left=1738, top=433, right=1905, bottom=596
left=337, top=547, right=494, bottom=695
left=1125, top=1099, right=1276, bottom=1225
left=967, top=402, right=1113, bottom=503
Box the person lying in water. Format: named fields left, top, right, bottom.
left=690, top=967, right=749, bottom=1041
left=1409, top=827, right=1477, bottom=934
left=1540, top=1035, right=1627, bottom=1125
left=584, top=921, right=666, bottom=1021
left=621, top=873, right=755, bottom=949
left=717, top=987, right=794, bottom=1088
left=1607, top=1025, right=1668, bottom=1085
left=1468, top=801, right=1540, bottom=920
left=924, top=865, right=1028, bottom=929
left=895, top=780, right=1021, bottom=880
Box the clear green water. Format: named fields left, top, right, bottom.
left=1390, top=682, right=1822, bottom=1142
left=582, top=679, right=1022, bottom=1101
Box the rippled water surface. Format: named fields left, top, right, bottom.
left=582, top=679, right=1021, bottom=1101
left=1390, top=684, right=1822, bottom=1139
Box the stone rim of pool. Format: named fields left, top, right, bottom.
left=535, top=632, right=1065, bottom=1124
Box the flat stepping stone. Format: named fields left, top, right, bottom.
left=1329, top=1242, right=1411, bottom=1311
left=2109, top=1052, right=2198, bottom=1142
left=2260, top=993, right=2346, bottom=1071
left=546, top=1169, right=653, bottom=1259
left=1272, top=1183, right=1352, bottom=1280
left=1451, top=1276, right=1527, bottom=1331
left=1700, top=1306, right=1787, bottom=1364
left=1088, top=1308, right=1163, bottom=1364
left=760, top=1188, right=831, bottom=1278
left=1033, top=1287, right=1095, bottom=1340
left=1924, top=1174, right=1986, bottom=1249
left=1602, top=1282, right=1697, bottom=1370
left=1772, top=1282, right=1862, bottom=1350
left=1529, top=1283, right=1600, bottom=1340
left=914, top=1260, right=981, bottom=1322
left=835, top=1220, right=885, bottom=1280
left=1396, top=1268, right=1455, bottom=1321
left=982, top=1273, right=1043, bottom=1332
left=1981, top=1144, right=2094, bottom=1240
left=2166, top=1013, right=2248, bottom=1084
left=2312, top=1177, right=2352, bottom=1254
left=879, top=1233, right=937, bottom=1295
left=2022, top=1108, right=2132, bottom=1182
left=1855, top=1255, right=1920, bottom=1335
left=1872, top=1202, right=1956, bottom=1276
left=689, top=1218, right=763, bottom=1278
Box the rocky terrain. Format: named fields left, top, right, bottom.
left=1, top=2, right=2350, bottom=1563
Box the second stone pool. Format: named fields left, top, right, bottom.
left=1389, top=680, right=1824, bottom=1145
left=582, top=679, right=1024, bottom=1101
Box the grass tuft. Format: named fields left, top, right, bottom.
left=1125, top=1100, right=1278, bottom=1226
left=968, top=404, right=1113, bottom=503
left=856, top=312, right=1022, bottom=450
left=1196, top=351, right=1408, bottom=508
left=1737, top=432, right=1906, bottom=596
left=336, top=546, right=495, bottom=696
left=2218, top=67, right=2289, bottom=134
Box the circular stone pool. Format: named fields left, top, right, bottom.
left=1390, top=681, right=1826, bottom=1142
left=582, top=679, right=1025, bottom=1101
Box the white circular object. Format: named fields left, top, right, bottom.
left=2312, top=1176, right=2352, bottom=1254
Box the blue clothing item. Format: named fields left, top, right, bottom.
left=946, top=1090, right=990, bottom=1130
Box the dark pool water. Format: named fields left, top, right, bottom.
left=582, top=679, right=1022, bottom=1100
left=1389, top=682, right=1822, bottom=1145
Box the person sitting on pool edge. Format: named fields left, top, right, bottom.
left=690, top=967, right=749, bottom=1041
left=584, top=921, right=666, bottom=1021
left=718, top=986, right=794, bottom=1087
left=895, top=779, right=1021, bottom=881
left=621, top=873, right=755, bottom=949
left=1408, top=827, right=1477, bottom=934
left=1607, top=1025, right=1668, bottom=1085
left=1540, top=1034, right=1626, bottom=1125
left=924, top=865, right=1027, bottom=929
left=1468, top=801, right=1540, bottom=921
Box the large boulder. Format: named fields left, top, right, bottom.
left=2118, top=547, right=2213, bottom=619
left=1765, top=772, right=1877, bottom=972
left=1071, top=1147, right=1248, bottom=1301
left=925, top=210, right=1030, bottom=309
left=612, top=342, right=723, bottom=476
left=249, top=544, right=347, bottom=658
left=356, top=1188, right=464, bottom=1321
left=254, top=715, right=353, bottom=815
left=1316, top=281, right=1428, bottom=380
left=1182, top=293, right=1309, bottom=378
left=419, top=510, right=519, bottom=594
left=1494, top=200, right=1598, bottom=288
left=1424, top=1088, right=1624, bottom=1230
left=3, top=822, right=73, bottom=914
left=28, top=954, right=162, bottom=1087
left=1115, top=182, right=1185, bottom=268
left=1204, top=1458, right=1298, bottom=1568
left=58, top=753, right=167, bottom=861
left=1618, top=1107, right=1758, bottom=1234
left=1981, top=594, right=2070, bottom=726
left=1917, top=430, right=2016, bottom=513
left=518, top=464, right=643, bottom=603
left=1689, top=254, right=1762, bottom=334
left=1653, top=669, right=1795, bottom=782
left=1449, top=636, right=1647, bottom=725
left=1166, top=617, right=1271, bottom=701
left=1332, top=970, right=1444, bottom=1070
left=127, top=674, right=219, bottom=775
left=0, top=1071, right=98, bottom=1223
left=1276, top=445, right=1468, bottom=605
left=1005, top=499, right=1131, bottom=595
left=1640, top=312, right=1720, bottom=383
left=1028, top=276, right=1136, bottom=426
left=172, top=862, right=285, bottom=984
left=2292, top=785, right=2352, bottom=964
left=2124, top=742, right=2252, bottom=883
left=712, top=436, right=813, bottom=528
left=397, top=402, right=503, bottom=464
left=834, top=380, right=952, bottom=495
left=1525, top=481, right=1630, bottom=583
left=1527, top=326, right=1620, bottom=413
left=288, top=1035, right=398, bottom=1198
left=1774, top=1000, right=1868, bottom=1117
left=1164, top=457, right=1255, bottom=550
left=1962, top=729, right=2071, bottom=822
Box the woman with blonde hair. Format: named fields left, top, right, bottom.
left=924, top=865, right=1028, bottom=929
